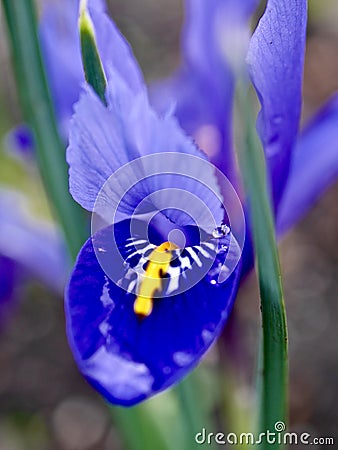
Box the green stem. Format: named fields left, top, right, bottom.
left=2, top=0, right=87, bottom=261
left=176, top=381, right=201, bottom=440
left=110, top=405, right=171, bottom=450
left=236, top=84, right=288, bottom=449
left=175, top=372, right=218, bottom=450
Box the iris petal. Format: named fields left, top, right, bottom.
left=247, top=0, right=307, bottom=208
left=66, top=220, right=241, bottom=405
left=68, top=69, right=224, bottom=228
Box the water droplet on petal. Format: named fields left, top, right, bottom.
left=202, top=329, right=213, bottom=345
left=212, top=224, right=230, bottom=239
left=173, top=351, right=194, bottom=367
left=218, top=244, right=228, bottom=254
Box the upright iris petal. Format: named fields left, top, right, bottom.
left=247, top=0, right=307, bottom=208
left=66, top=6, right=243, bottom=405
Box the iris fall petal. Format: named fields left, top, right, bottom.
left=66, top=219, right=241, bottom=405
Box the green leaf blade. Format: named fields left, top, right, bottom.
left=1, top=0, right=87, bottom=261
left=236, top=84, right=288, bottom=449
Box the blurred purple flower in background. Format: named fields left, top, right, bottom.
left=0, top=255, right=17, bottom=329
left=0, top=189, right=67, bottom=328
left=152, top=0, right=338, bottom=238
left=5, top=125, right=35, bottom=164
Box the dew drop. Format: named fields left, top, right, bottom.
left=99, top=321, right=111, bottom=337
left=212, top=224, right=230, bottom=239
left=173, top=351, right=194, bottom=367
left=202, top=329, right=213, bottom=344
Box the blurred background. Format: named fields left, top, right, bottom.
left=0, top=0, right=337, bottom=448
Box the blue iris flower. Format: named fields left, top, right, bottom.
left=35, top=0, right=338, bottom=406
left=65, top=4, right=243, bottom=405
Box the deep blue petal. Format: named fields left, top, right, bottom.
left=66, top=220, right=241, bottom=405
left=247, top=0, right=307, bottom=208
left=277, top=93, right=338, bottom=235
